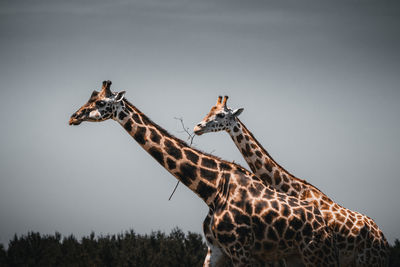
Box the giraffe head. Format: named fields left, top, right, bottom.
left=194, top=96, right=243, bottom=135
left=69, top=80, right=125, bottom=125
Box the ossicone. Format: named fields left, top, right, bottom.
left=101, top=80, right=112, bottom=96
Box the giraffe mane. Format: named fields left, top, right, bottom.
left=236, top=118, right=327, bottom=196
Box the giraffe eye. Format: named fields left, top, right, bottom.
left=216, top=113, right=225, bottom=118
left=96, top=101, right=106, bottom=107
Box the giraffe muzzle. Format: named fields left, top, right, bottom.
left=193, top=125, right=204, bottom=135
left=69, top=112, right=83, bottom=125
left=69, top=117, right=82, bottom=125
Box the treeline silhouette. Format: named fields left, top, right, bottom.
left=0, top=228, right=399, bottom=267
left=0, top=228, right=208, bottom=267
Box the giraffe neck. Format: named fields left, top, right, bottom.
left=114, top=99, right=231, bottom=207
left=228, top=118, right=322, bottom=198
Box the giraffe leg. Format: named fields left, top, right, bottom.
left=267, top=259, right=292, bottom=267
left=299, top=239, right=339, bottom=267
left=267, top=261, right=280, bottom=267
left=354, top=237, right=389, bottom=267
left=284, top=255, right=304, bottom=267
left=203, top=243, right=229, bottom=267
left=203, top=246, right=212, bottom=267
left=278, top=259, right=287, bottom=267
left=355, top=250, right=384, bottom=267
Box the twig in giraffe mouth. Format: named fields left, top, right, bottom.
left=174, top=117, right=196, bottom=145
left=193, top=129, right=203, bottom=135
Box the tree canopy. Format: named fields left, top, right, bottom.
left=0, top=230, right=399, bottom=267
left=0, top=228, right=207, bottom=267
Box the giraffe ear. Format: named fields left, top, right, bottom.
left=115, top=91, right=126, bottom=102
left=232, top=108, right=244, bottom=117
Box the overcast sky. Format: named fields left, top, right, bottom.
left=0, top=0, right=399, bottom=246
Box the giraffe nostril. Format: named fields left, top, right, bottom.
left=197, top=123, right=202, bottom=127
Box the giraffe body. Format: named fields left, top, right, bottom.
left=194, top=96, right=389, bottom=266
left=69, top=81, right=339, bottom=266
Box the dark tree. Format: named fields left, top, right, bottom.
left=3, top=231, right=399, bottom=266
left=1, top=229, right=207, bottom=267
left=389, top=239, right=400, bottom=267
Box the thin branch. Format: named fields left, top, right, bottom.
left=168, top=117, right=196, bottom=201
left=174, top=117, right=195, bottom=146
left=168, top=181, right=180, bottom=201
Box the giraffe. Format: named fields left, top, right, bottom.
left=193, top=95, right=389, bottom=266
left=69, top=81, right=339, bottom=267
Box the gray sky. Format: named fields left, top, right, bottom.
left=1, top=0, right=399, bottom=246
